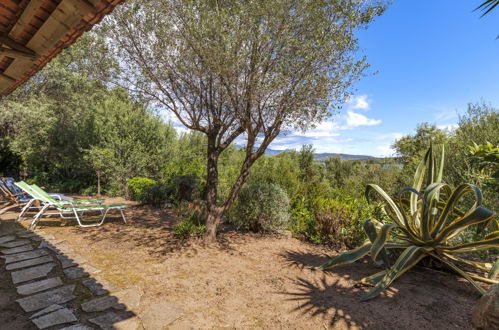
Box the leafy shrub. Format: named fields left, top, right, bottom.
left=231, top=183, right=290, bottom=233
left=174, top=219, right=205, bottom=239
left=318, top=145, right=498, bottom=301
left=313, top=197, right=373, bottom=248
left=127, top=177, right=173, bottom=205
left=128, top=177, right=157, bottom=200
left=290, top=198, right=321, bottom=244
left=291, top=195, right=377, bottom=248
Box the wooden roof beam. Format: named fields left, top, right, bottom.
left=0, top=47, right=36, bottom=60
left=0, top=35, right=36, bottom=56
left=26, top=0, right=97, bottom=55
left=9, top=0, right=44, bottom=41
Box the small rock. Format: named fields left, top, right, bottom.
left=31, top=306, right=77, bottom=329
left=0, top=239, right=31, bottom=248
left=3, top=249, right=50, bottom=264
left=138, top=302, right=183, bottom=329
left=11, top=263, right=55, bottom=284
left=81, top=296, right=125, bottom=312
left=16, top=277, right=63, bottom=295
left=472, top=284, right=499, bottom=330
left=89, top=312, right=124, bottom=330
left=7, top=255, right=53, bottom=271
left=1, top=244, right=33, bottom=255
left=16, top=285, right=75, bottom=312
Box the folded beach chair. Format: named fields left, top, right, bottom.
left=15, top=182, right=126, bottom=228
left=0, top=178, right=32, bottom=215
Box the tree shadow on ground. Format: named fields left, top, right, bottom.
left=27, top=204, right=255, bottom=258
left=0, top=219, right=136, bottom=329
left=278, top=249, right=479, bottom=329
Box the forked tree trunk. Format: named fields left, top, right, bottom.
left=203, top=132, right=272, bottom=242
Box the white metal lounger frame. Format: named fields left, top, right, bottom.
left=31, top=203, right=127, bottom=228
left=15, top=183, right=126, bottom=228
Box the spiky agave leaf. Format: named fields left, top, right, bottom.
left=318, top=145, right=498, bottom=300
left=361, top=246, right=426, bottom=301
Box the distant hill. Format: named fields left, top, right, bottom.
left=264, top=148, right=374, bottom=160
left=314, top=153, right=374, bottom=161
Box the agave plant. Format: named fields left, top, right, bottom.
left=317, top=145, right=498, bottom=301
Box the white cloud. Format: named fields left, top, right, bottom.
left=347, top=94, right=370, bottom=110
left=292, top=121, right=341, bottom=137
left=344, top=111, right=382, bottom=128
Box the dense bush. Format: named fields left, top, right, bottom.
left=127, top=177, right=157, bottom=200
left=291, top=195, right=378, bottom=248
left=231, top=184, right=290, bottom=233
left=127, top=177, right=172, bottom=205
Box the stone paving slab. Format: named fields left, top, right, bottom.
left=0, top=235, right=16, bottom=244
left=37, top=233, right=55, bottom=240
left=30, top=304, right=64, bottom=319
left=18, top=233, right=37, bottom=238
left=64, top=264, right=101, bottom=280
left=17, top=277, right=64, bottom=296
left=139, top=302, right=183, bottom=329
left=82, top=278, right=109, bottom=296
left=16, top=284, right=75, bottom=312
left=64, top=266, right=90, bottom=280
left=3, top=249, right=50, bottom=264
left=81, top=296, right=125, bottom=312
left=11, top=263, right=56, bottom=284
left=32, top=306, right=77, bottom=329
left=89, top=312, right=124, bottom=330
left=0, top=239, right=31, bottom=248
left=57, top=254, right=87, bottom=269
left=1, top=244, right=33, bottom=255
left=6, top=255, right=53, bottom=271
left=60, top=324, right=94, bottom=330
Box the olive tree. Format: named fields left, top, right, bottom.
left=103, top=0, right=387, bottom=241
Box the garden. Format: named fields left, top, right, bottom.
left=0, top=0, right=498, bottom=329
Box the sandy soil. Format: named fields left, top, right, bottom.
left=0, top=198, right=483, bottom=329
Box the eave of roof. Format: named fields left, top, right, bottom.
left=0, top=0, right=123, bottom=96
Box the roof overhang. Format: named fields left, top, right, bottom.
left=0, top=0, right=123, bottom=96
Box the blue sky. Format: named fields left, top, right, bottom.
left=268, top=0, right=499, bottom=157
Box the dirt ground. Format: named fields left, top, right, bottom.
left=0, top=197, right=483, bottom=329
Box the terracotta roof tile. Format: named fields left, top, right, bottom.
left=0, top=0, right=123, bottom=95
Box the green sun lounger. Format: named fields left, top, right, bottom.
left=15, top=182, right=104, bottom=220
left=15, top=181, right=127, bottom=228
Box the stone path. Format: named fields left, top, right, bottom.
left=0, top=228, right=129, bottom=329
left=1, top=226, right=184, bottom=329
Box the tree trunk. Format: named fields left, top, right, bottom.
left=204, top=133, right=221, bottom=242
left=96, top=170, right=101, bottom=196
left=204, top=206, right=223, bottom=242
